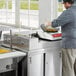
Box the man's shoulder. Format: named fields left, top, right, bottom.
left=68, top=6, right=76, bottom=11
left=62, top=8, right=73, bottom=15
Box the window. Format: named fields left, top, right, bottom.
left=0, top=0, right=15, bottom=25
left=20, top=0, right=39, bottom=28
left=0, top=0, right=39, bottom=28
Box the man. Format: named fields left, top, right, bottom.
left=47, top=0, right=76, bottom=76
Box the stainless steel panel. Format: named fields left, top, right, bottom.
left=38, top=40, right=62, bottom=49
left=0, top=58, right=13, bottom=73
left=3, top=34, right=39, bottom=51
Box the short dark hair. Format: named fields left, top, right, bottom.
left=63, top=0, right=74, bottom=4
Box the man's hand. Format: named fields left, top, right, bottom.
left=45, top=21, right=51, bottom=26
left=44, top=21, right=53, bottom=29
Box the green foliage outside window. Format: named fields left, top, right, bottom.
left=0, top=0, right=38, bottom=10
left=20, top=1, right=38, bottom=10
left=0, top=0, right=5, bottom=9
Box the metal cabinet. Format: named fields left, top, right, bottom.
left=28, top=50, right=44, bottom=76
left=0, top=58, right=16, bottom=76
left=45, top=47, right=62, bottom=76
left=27, top=40, right=62, bottom=76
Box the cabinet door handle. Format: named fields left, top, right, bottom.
left=30, top=57, right=32, bottom=64
left=59, top=52, right=62, bottom=58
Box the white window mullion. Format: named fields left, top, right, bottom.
left=6, top=0, right=8, bottom=23
left=15, top=0, right=20, bottom=27
left=12, top=0, right=15, bottom=12
left=51, top=0, right=58, bottom=20
left=28, top=0, right=30, bottom=27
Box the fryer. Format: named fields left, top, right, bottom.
left=0, top=29, right=26, bottom=76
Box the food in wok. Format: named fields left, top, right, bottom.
left=40, top=24, right=58, bottom=33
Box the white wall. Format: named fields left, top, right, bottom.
left=39, top=0, right=58, bottom=25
